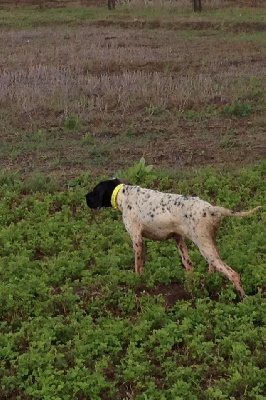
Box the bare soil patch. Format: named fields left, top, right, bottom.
left=144, top=282, right=192, bottom=305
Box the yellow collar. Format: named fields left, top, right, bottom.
left=111, top=184, right=123, bottom=209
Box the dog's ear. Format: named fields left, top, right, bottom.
left=85, top=185, right=106, bottom=208
left=118, top=178, right=132, bottom=185
left=112, top=176, right=132, bottom=185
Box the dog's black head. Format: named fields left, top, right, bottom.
left=85, top=178, right=122, bottom=209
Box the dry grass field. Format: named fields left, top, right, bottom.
left=0, top=0, right=265, bottom=182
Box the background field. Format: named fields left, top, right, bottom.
left=0, top=1, right=266, bottom=399
left=0, top=0, right=265, bottom=180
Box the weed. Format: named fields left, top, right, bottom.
left=64, top=114, right=82, bottom=131
left=145, top=104, right=167, bottom=117
left=219, top=138, right=240, bottom=149
left=90, top=147, right=109, bottom=165
left=0, top=169, right=21, bottom=187
left=81, top=133, right=94, bottom=146
left=23, top=172, right=58, bottom=193
left=183, top=105, right=217, bottom=121
left=119, top=157, right=154, bottom=184
left=222, top=100, right=254, bottom=117
left=125, top=124, right=137, bottom=137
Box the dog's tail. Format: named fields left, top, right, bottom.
left=213, top=205, right=261, bottom=217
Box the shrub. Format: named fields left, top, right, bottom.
left=222, top=100, right=254, bottom=117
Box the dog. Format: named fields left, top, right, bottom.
left=86, top=178, right=261, bottom=299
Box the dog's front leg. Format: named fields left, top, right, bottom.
left=132, top=234, right=144, bottom=274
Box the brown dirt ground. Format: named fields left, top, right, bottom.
left=0, top=4, right=265, bottom=182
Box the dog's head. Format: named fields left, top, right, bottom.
left=85, top=178, right=122, bottom=209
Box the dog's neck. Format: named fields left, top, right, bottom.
left=111, top=184, right=124, bottom=209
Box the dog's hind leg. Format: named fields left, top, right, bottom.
left=174, top=235, right=194, bottom=271
left=195, top=237, right=245, bottom=299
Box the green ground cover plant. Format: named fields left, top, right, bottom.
left=0, top=160, right=265, bottom=399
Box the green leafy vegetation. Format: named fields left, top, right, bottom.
left=64, top=114, right=82, bottom=131
left=0, top=160, right=265, bottom=399
left=119, top=157, right=154, bottom=185
left=222, top=100, right=254, bottom=117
